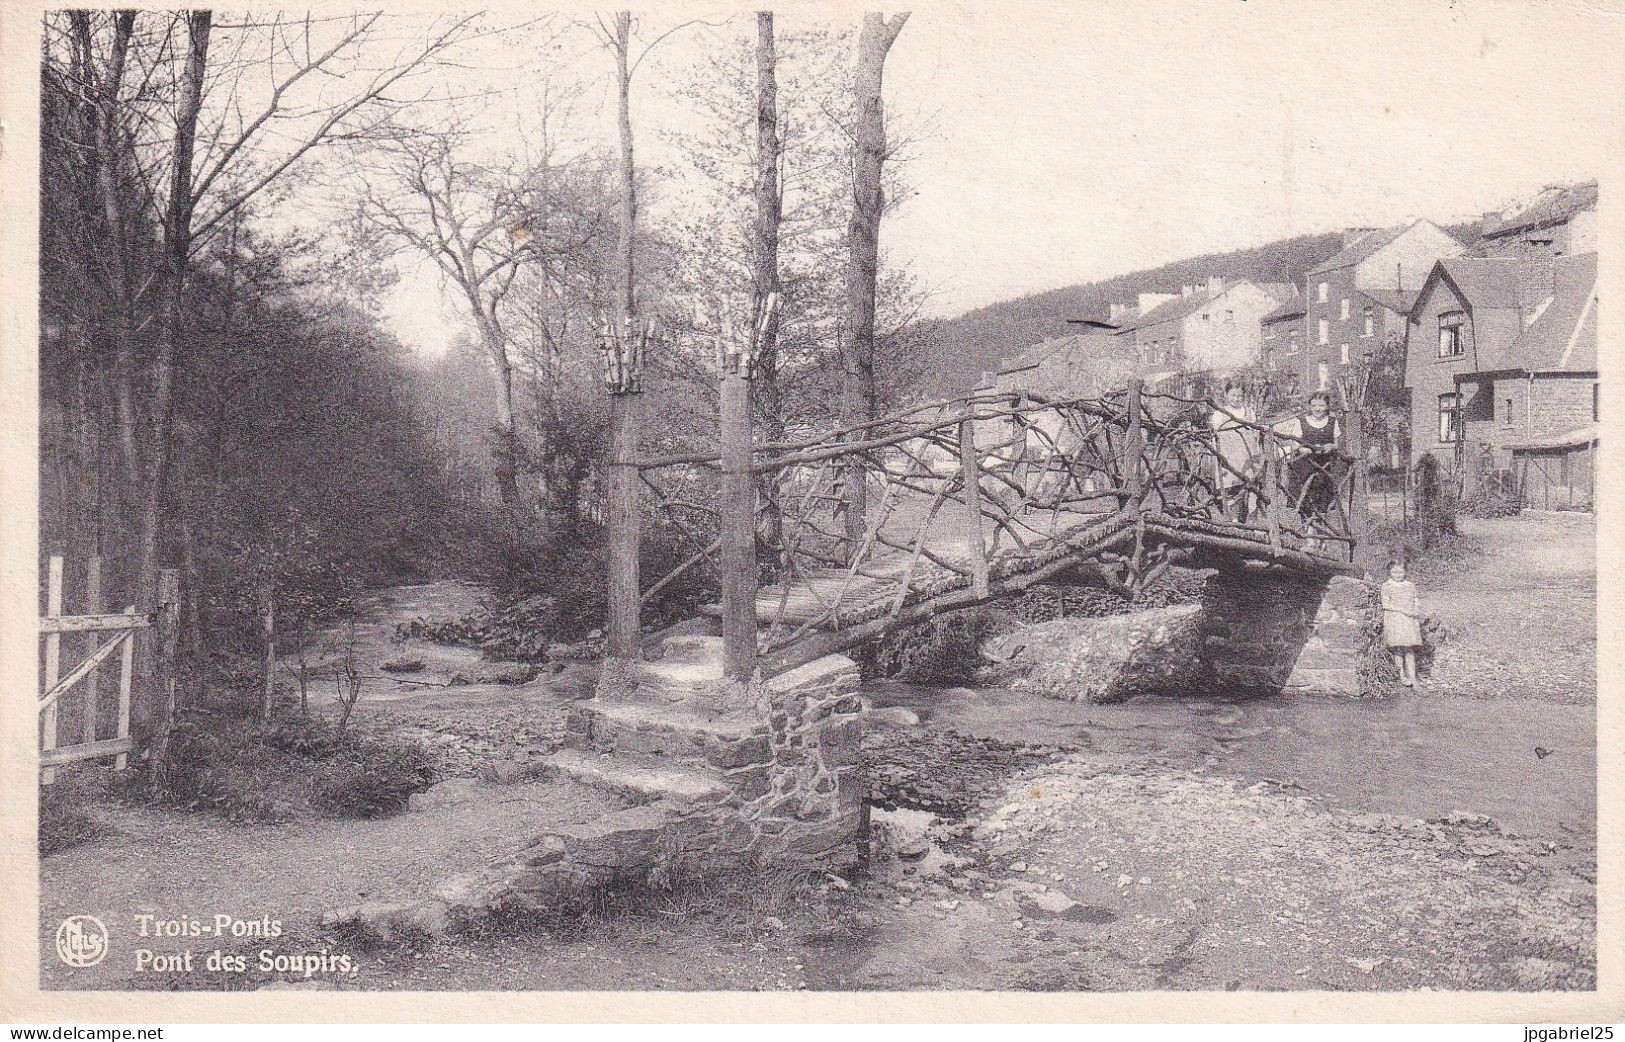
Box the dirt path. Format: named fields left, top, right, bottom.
left=1418, top=512, right=1596, bottom=704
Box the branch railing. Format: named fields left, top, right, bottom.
left=624, top=380, right=1365, bottom=678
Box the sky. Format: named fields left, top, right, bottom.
left=372, top=0, right=1619, bottom=355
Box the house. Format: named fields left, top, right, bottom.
left=1114, top=277, right=1296, bottom=382
left=1259, top=291, right=1305, bottom=396
left=1404, top=252, right=1598, bottom=505
left=1302, top=220, right=1467, bottom=393
left=1478, top=181, right=1598, bottom=260
left=986, top=331, right=1135, bottom=400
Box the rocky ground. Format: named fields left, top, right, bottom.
left=40, top=512, right=1597, bottom=991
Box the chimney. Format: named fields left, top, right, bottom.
left=1343, top=226, right=1377, bottom=246
left=1181, top=284, right=1195, bottom=298
left=1206, top=276, right=1223, bottom=297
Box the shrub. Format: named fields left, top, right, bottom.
left=141, top=718, right=432, bottom=822
left=39, top=771, right=111, bottom=855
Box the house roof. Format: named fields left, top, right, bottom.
left=1470, top=253, right=1598, bottom=375
left=1358, top=288, right=1419, bottom=316
left=1116, top=290, right=1213, bottom=331
left=1506, top=423, right=1598, bottom=453
left=1261, top=296, right=1305, bottom=323
left=1426, top=256, right=1527, bottom=311
left=1481, top=181, right=1598, bottom=239
left=1306, top=223, right=1413, bottom=276
left=1258, top=282, right=1299, bottom=305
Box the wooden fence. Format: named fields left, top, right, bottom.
left=39, top=555, right=177, bottom=784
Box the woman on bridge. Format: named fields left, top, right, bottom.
left=1285, top=391, right=1346, bottom=543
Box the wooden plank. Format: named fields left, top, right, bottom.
left=42, top=555, right=62, bottom=785
left=82, top=556, right=101, bottom=745
left=116, top=604, right=134, bottom=770
left=38, top=630, right=129, bottom=714
left=39, top=612, right=153, bottom=634
left=41, top=737, right=134, bottom=769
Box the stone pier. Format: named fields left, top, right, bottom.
left=1193, top=568, right=1375, bottom=697
left=413, top=636, right=867, bottom=922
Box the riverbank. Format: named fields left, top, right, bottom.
left=39, top=512, right=1595, bottom=990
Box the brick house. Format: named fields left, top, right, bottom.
left=1259, top=292, right=1305, bottom=396
left=1478, top=181, right=1598, bottom=260
left=1114, top=277, right=1296, bottom=383
left=1404, top=252, right=1598, bottom=504
left=1302, top=220, right=1467, bottom=394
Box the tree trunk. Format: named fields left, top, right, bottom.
left=136, top=9, right=210, bottom=733
left=469, top=301, right=521, bottom=507
left=840, top=12, right=907, bottom=553
left=604, top=10, right=642, bottom=659
left=753, top=12, right=785, bottom=560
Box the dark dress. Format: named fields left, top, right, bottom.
left=1291, top=415, right=1343, bottom=524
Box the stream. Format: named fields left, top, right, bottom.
left=864, top=680, right=1596, bottom=842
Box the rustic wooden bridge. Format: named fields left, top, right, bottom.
left=600, top=343, right=1369, bottom=683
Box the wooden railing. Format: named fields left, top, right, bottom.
left=615, top=379, right=1367, bottom=680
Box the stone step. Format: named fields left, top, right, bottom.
left=546, top=748, right=730, bottom=805
left=570, top=698, right=768, bottom=767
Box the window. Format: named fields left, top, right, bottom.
left=1265, top=324, right=1277, bottom=340
left=1318, top=318, right=1329, bottom=345
left=1340, top=298, right=1350, bottom=321
left=1225, top=309, right=1234, bottom=323
left=1438, top=392, right=1462, bottom=443
left=1285, top=329, right=1300, bottom=354
left=1438, top=311, right=1466, bottom=358
left=1201, top=312, right=1210, bottom=321
left=1502, top=396, right=1515, bottom=426
left=1339, top=343, right=1350, bottom=365
left=1317, top=362, right=1330, bottom=390
left=1317, top=281, right=1328, bottom=303
left=1363, top=307, right=1374, bottom=337
left=1594, top=382, right=1601, bottom=422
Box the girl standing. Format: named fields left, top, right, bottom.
left=1381, top=560, right=1422, bottom=687
left=1209, top=382, right=1261, bottom=522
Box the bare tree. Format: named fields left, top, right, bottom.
left=356, top=121, right=607, bottom=510
left=840, top=12, right=909, bottom=547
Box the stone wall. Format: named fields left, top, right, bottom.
left=1193, top=569, right=1373, bottom=697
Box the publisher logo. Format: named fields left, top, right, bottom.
left=55, top=915, right=108, bottom=967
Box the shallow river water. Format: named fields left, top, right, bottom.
left=864, top=681, right=1596, bottom=842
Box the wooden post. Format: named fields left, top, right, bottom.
left=156, top=570, right=180, bottom=756
left=42, top=554, right=63, bottom=784
left=1123, top=379, right=1145, bottom=508
left=958, top=414, right=990, bottom=599
left=604, top=316, right=644, bottom=661
left=83, top=555, right=101, bottom=745
left=1347, top=408, right=1371, bottom=574
left=720, top=362, right=759, bottom=680
left=260, top=581, right=276, bottom=721
left=116, top=604, right=134, bottom=770
left=1263, top=453, right=1284, bottom=555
